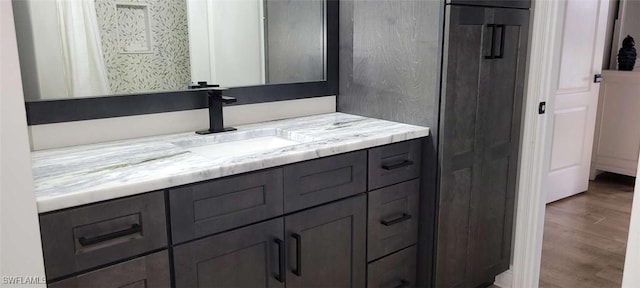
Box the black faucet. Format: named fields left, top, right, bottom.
left=191, top=82, right=237, bottom=135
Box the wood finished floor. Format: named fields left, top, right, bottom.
left=539, top=173, right=635, bottom=288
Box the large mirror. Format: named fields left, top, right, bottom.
left=13, top=0, right=327, bottom=101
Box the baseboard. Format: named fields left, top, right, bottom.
left=494, top=269, right=513, bottom=288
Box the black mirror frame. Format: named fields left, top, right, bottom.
left=25, top=0, right=338, bottom=125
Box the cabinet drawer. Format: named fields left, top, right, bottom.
left=284, top=151, right=366, bottom=212
left=368, top=179, right=420, bottom=261
left=47, top=250, right=170, bottom=288
left=368, top=140, right=421, bottom=190
left=39, top=191, right=167, bottom=280
left=170, top=168, right=283, bottom=244
left=174, top=218, right=284, bottom=288
left=367, top=246, right=417, bottom=288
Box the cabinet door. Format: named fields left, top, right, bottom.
left=470, top=7, right=529, bottom=284
left=173, top=218, right=285, bottom=288
left=437, top=6, right=489, bottom=288
left=285, top=194, right=366, bottom=288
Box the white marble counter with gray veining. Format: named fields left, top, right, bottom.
left=32, top=113, right=429, bottom=213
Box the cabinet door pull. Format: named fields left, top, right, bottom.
left=496, top=24, right=506, bottom=59
left=274, top=239, right=285, bottom=283
left=381, top=213, right=412, bottom=226
left=395, top=279, right=410, bottom=288
left=292, top=233, right=302, bottom=276
left=485, top=24, right=496, bottom=59
left=78, top=223, right=142, bottom=247
left=381, top=160, right=414, bottom=170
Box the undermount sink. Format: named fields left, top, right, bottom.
left=171, top=128, right=315, bottom=159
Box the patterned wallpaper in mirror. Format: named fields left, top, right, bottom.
left=95, top=0, right=191, bottom=94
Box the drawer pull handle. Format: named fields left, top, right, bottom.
left=382, top=160, right=414, bottom=170
left=292, top=233, right=302, bottom=276
left=395, top=280, right=410, bottom=288
left=78, top=224, right=142, bottom=246
left=274, top=239, right=285, bottom=283
left=381, top=213, right=412, bottom=226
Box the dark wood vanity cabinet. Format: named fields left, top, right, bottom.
left=437, top=6, right=529, bottom=288
left=41, top=139, right=426, bottom=288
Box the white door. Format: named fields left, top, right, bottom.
left=546, top=0, right=610, bottom=204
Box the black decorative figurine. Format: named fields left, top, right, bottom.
left=618, top=35, right=637, bottom=71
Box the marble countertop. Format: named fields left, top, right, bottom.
left=32, top=113, right=429, bottom=213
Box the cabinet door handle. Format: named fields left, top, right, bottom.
left=274, top=239, right=285, bottom=283
left=395, top=279, right=410, bottom=288
left=382, top=160, right=414, bottom=170
left=292, top=233, right=302, bottom=276
left=78, top=224, right=141, bottom=247
left=381, top=213, right=412, bottom=226
left=485, top=24, right=496, bottom=59
left=495, top=24, right=506, bottom=59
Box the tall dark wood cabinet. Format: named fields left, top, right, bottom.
left=339, top=0, right=530, bottom=287
left=437, top=5, right=529, bottom=287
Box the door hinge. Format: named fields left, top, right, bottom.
left=538, top=102, right=546, bottom=114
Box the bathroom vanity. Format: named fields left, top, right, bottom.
left=33, top=113, right=429, bottom=287
left=11, top=0, right=532, bottom=285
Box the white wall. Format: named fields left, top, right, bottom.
left=622, top=153, right=640, bottom=287
left=187, top=0, right=265, bottom=87
left=0, top=1, right=47, bottom=286
left=29, top=96, right=336, bottom=150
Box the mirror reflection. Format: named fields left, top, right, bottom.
left=13, top=0, right=326, bottom=100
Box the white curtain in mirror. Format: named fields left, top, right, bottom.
left=56, top=0, right=111, bottom=97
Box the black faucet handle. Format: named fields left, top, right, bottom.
left=206, top=88, right=236, bottom=104
left=221, top=95, right=237, bottom=104
left=188, top=81, right=220, bottom=89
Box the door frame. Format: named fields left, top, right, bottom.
left=501, top=0, right=566, bottom=286
left=506, top=0, right=628, bottom=287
